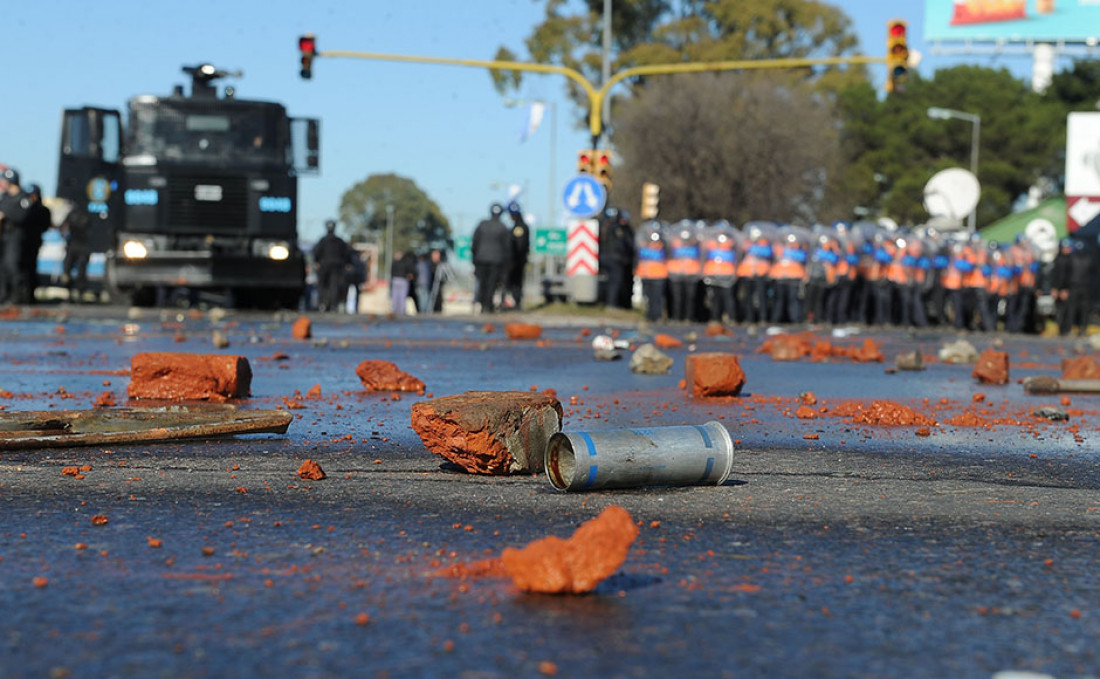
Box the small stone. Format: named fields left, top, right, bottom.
left=504, top=323, right=542, bottom=340
left=972, top=348, right=1009, bottom=385
left=653, top=333, right=682, bottom=349
left=128, top=353, right=251, bottom=401
left=684, top=353, right=745, bottom=398
left=1032, top=406, right=1069, bottom=421
left=212, top=330, right=230, bottom=349
left=938, top=339, right=978, bottom=364
left=291, top=316, right=312, bottom=340
left=895, top=350, right=924, bottom=371
left=629, top=344, right=673, bottom=375
left=355, top=360, right=425, bottom=393
left=593, top=348, right=622, bottom=361
left=410, top=390, right=562, bottom=474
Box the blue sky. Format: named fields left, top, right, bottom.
left=0, top=1, right=1055, bottom=242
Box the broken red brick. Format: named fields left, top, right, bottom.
left=972, top=348, right=1009, bottom=385
left=703, top=322, right=731, bottom=337
left=297, top=459, right=326, bottom=481
left=306, top=384, right=322, bottom=400
left=1061, top=356, right=1100, bottom=380
left=128, top=353, right=251, bottom=401
left=291, top=316, right=312, bottom=340
left=93, top=391, right=117, bottom=408
left=504, top=323, right=542, bottom=340
left=355, top=360, right=425, bottom=393
left=501, top=505, right=639, bottom=594
left=654, top=333, right=683, bottom=349
left=684, top=353, right=745, bottom=398
left=410, top=390, right=563, bottom=474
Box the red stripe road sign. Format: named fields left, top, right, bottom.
left=567, top=219, right=599, bottom=276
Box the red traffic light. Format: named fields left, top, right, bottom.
left=299, top=35, right=316, bottom=55
left=596, top=153, right=610, bottom=166
left=889, top=22, right=906, bottom=38
left=579, top=153, right=591, bottom=165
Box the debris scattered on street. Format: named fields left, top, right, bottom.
left=1060, top=356, right=1100, bottom=379
left=629, top=343, right=673, bottom=374
left=297, top=459, right=326, bottom=480
left=504, top=323, right=542, bottom=340
left=894, top=350, right=925, bottom=371
left=1023, top=376, right=1100, bottom=395
left=938, top=339, right=978, bottom=364
left=972, top=348, right=1009, bottom=385
left=757, top=331, right=883, bottom=362
left=128, top=352, right=252, bottom=401
left=212, top=330, right=230, bottom=348
left=501, top=505, right=639, bottom=594
left=684, top=353, right=745, bottom=398
left=355, top=360, right=426, bottom=393
left=291, top=316, right=312, bottom=339
left=1031, top=406, right=1069, bottom=421
left=545, top=421, right=733, bottom=491
left=653, top=333, right=682, bottom=349
left=0, top=406, right=292, bottom=451
left=410, top=390, right=563, bottom=474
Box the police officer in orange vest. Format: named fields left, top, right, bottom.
left=636, top=221, right=669, bottom=322
left=701, top=220, right=738, bottom=323
left=1007, top=234, right=1038, bottom=333
left=962, top=232, right=991, bottom=331
left=736, top=221, right=774, bottom=324
left=985, top=241, right=1013, bottom=331
left=806, top=231, right=840, bottom=325
left=667, top=220, right=703, bottom=322
left=771, top=228, right=808, bottom=324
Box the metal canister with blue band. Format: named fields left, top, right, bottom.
left=544, top=421, right=734, bottom=492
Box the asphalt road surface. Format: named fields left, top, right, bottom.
left=1, top=306, right=1098, bottom=679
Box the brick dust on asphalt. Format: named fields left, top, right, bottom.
left=0, top=306, right=1097, bottom=678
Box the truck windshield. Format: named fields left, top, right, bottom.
left=128, top=101, right=284, bottom=167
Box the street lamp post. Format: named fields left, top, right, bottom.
left=384, top=204, right=395, bottom=285
left=927, top=106, right=981, bottom=232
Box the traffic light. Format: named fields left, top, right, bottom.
left=640, top=182, right=660, bottom=220
left=886, top=19, right=908, bottom=94
left=577, top=149, right=596, bottom=175
left=299, top=34, right=317, bottom=80
left=594, top=150, right=612, bottom=189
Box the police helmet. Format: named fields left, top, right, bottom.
left=325, top=219, right=337, bottom=233
left=26, top=183, right=41, bottom=197
left=969, top=231, right=983, bottom=244
left=1, top=168, right=19, bottom=186
left=987, top=240, right=1000, bottom=251
left=1060, top=237, right=1074, bottom=249
left=617, top=208, right=631, bottom=223
left=489, top=203, right=504, bottom=217
left=507, top=201, right=522, bottom=214
left=604, top=207, right=619, bottom=220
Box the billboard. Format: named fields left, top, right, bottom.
left=924, top=0, right=1100, bottom=43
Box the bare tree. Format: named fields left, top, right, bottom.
left=611, top=73, right=840, bottom=225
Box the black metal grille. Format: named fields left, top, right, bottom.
left=166, top=175, right=248, bottom=232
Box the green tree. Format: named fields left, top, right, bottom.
left=834, top=66, right=1064, bottom=227
left=492, top=0, right=865, bottom=121
left=338, top=173, right=451, bottom=256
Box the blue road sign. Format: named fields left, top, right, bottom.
left=562, top=175, right=607, bottom=219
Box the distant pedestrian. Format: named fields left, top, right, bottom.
left=60, top=204, right=92, bottom=302
left=312, top=220, right=353, bottom=312
left=415, top=253, right=433, bottom=313
left=20, top=184, right=51, bottom=304
left=0, top=168, right=32, bottom=304
left=505, top=202, right=530, bottom=309
left=390, top=250, right=416, bottom=316
left=471, top=203, right=512, bottom=313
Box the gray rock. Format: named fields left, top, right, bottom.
left=895, top=350, right=924, bottom=371
left=630, top=343, right=673, bottom=374
left=1032, top=406, right=1069, bottom=421
left=938, top=339, right=978, bottom=364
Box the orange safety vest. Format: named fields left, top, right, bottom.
left=667, top=238, right=702, bottom=277
left=987, top=254, right=1014, bottom=296
left=636, top=242, right=668, bottom=279
left=962, top=246, right=986, bottom=288
left=887, top=248, right=908, bottom=285
left=1012, top=245, right=1037, bottom=288
left=736, top=238, right=772, bottom=278
left=941, top=252, right=964, bottom=290
left=771, top=244, right=807, bottom=281
left=702, top=239, right=737, bottom=277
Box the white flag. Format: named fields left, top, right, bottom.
left=518, top=102, right=545, bottom=143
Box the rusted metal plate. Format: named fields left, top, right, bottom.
left=0, top=406, right=293, bottom=451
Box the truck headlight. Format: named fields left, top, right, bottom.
left=122, top=240, right=148, bottom=259
left=268, top=243, right=290, bottom=261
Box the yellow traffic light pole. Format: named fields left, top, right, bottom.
left=318, top=48, right=885, bottom=144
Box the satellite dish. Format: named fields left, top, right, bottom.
left=923, top=168, right=980, bottom=225
left=877, top=217, right=898, bottom=231
left=1025, top=218, right=1058, bottom=263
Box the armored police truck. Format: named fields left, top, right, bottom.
left=57, top=64, right=319, bottom=307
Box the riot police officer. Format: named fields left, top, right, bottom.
left=504, top=202, right=529, bottom=309
left=21, top=184, right=52, bottom=304
left=0, top=168, right=32, bottom=304
left=312, top=219, right=353, bottom=312
left=472, top=203, right=512, bottom=313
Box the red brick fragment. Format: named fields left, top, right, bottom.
left=1061, top=356, right=1100, bottom=380
left=654, top=333, right=683, bottom=349
left=684, top=353, right=745, bottom=398
left=972, top=348, right=1009, bottom=385
left=703, top=322, right=731, bottom=336
left=128, top=353, right=252, bottom=401
left=504, top=323, right=542, bottom=340
left=502, top=505, right=639, bottom=594
left=410, top=390, right=562, bottom=474
left=94, top=391, right=117, bottom=408
left=297, top=459, right=326, bottom=481
left=291, top=316, right=312, bottom=340
left=355, top=360, right=425, bottom=393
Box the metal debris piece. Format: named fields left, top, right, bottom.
left=0, top=406, right=292, bottom=451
